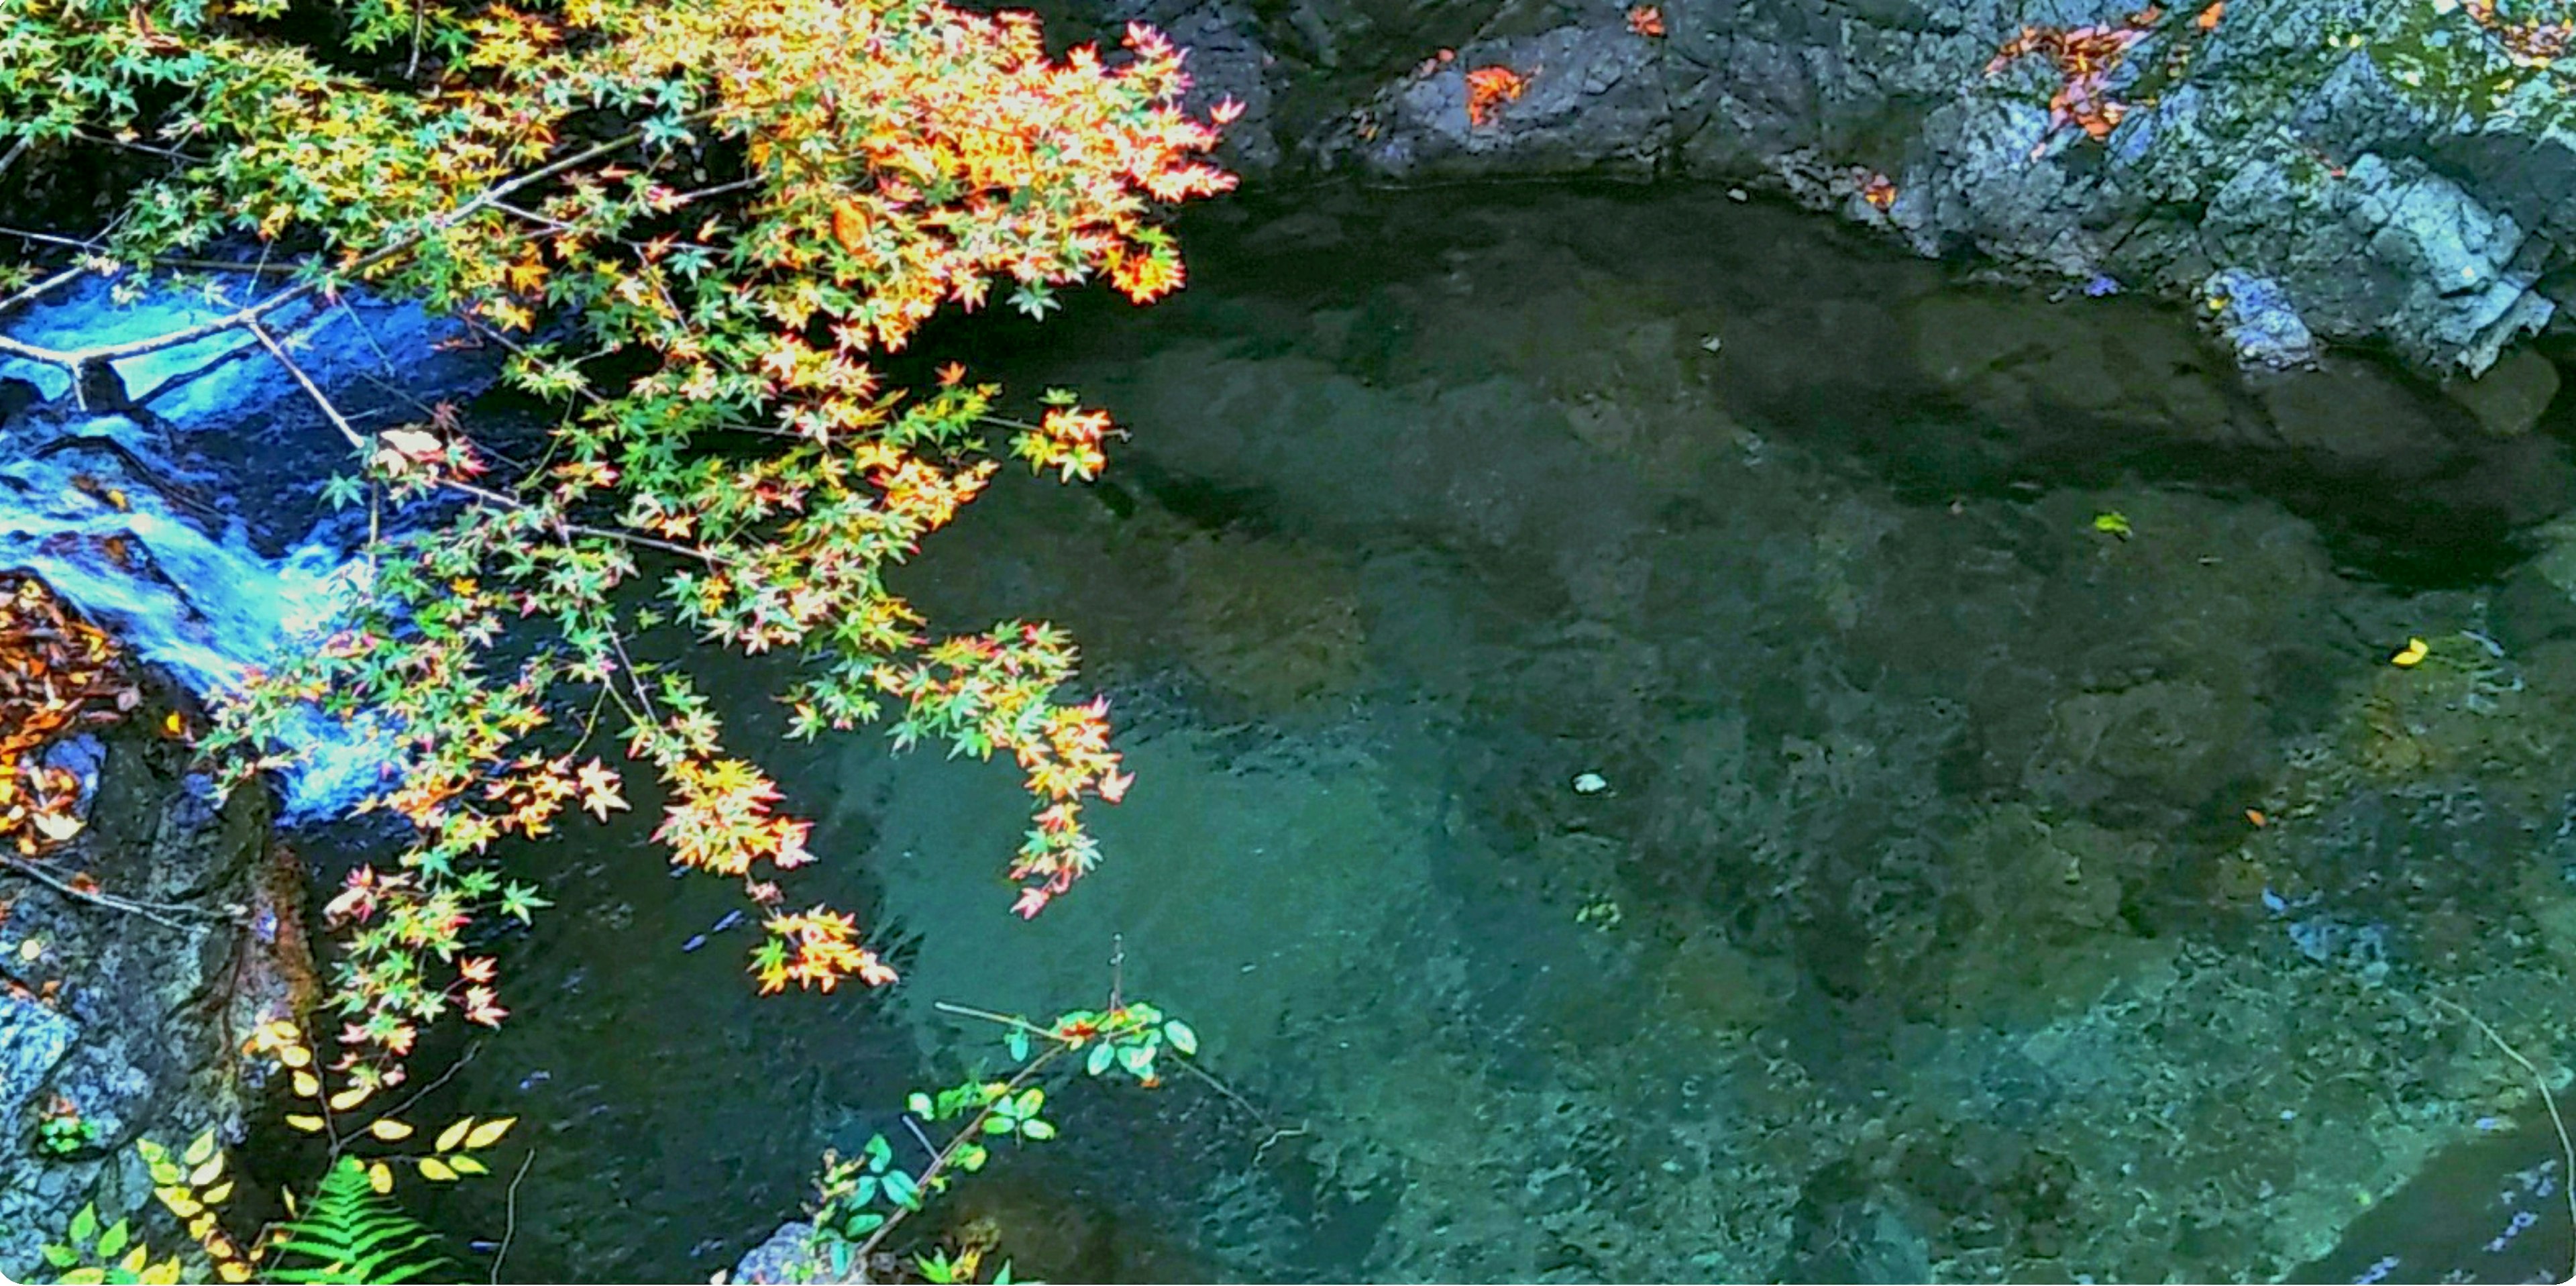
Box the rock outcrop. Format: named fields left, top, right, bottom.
left=0, top=704, right=313, bottom=1277
left=1086, top=0, right=2576, bottom=376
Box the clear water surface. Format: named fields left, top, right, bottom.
left=380, top=184, right=2576, bottom=1285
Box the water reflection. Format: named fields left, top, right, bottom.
left=436, top=186, right=2576, bottom=1283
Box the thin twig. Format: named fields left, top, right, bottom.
left=252, top=316, right=729, bottom=570
left=1, top=853, right=224, bottom=931
left=374, top=1040, right=482, bottom=1128
left=0, top=137, right=28, bottom=182
left=407, top=0, right=427, bottom=81
left=1250, top=1123, right=1309, bottom=1168
left=70, top=128, right=202, bottom=164
left=245, top=319, right=366, bottom=451
left=2434, top=995, right=2576, bottom=1282
left=1175, top=1058, right=1265, bottom=1124
left=492, top=1147, right=535, bottom=1285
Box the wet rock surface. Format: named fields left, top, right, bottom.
left=1065, top=0, right=2576, bottom=378
left=0, top=707, right=312, bottom=1277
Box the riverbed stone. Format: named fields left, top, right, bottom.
left=2445, top=345, right=2562, bottom=438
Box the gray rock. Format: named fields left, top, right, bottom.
left=2205, top=268, right=2320, bottom=370
left=0, top=994, right=78, bottom=1142
left=0, top=712, right=307, bottom=1279
left=1102, top=0, right=2576, bottom=374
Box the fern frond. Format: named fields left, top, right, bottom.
left=264, top=1157, right=451, bottom=1285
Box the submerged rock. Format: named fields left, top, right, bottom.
left=2446, top=345, right=2563, bottom=439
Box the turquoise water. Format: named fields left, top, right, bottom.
left=400, top=185, right=2576, bottom=1283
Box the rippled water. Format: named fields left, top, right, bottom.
left=372, top=185, right=2576, bottom=1283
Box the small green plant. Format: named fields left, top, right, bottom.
left=915, top=1245, right=1017, bottom=1284
left=2092, top=511, right=2134, bottom=539
left=790, top=998, right=1200, bottom=1283
left=35, top=1097, right=103, bottom=1159
left=35, top=1203, right=186, bottom=1285
left=262, top=1157, right=447, bottom=1285
left=19, top=1019, right=518, bottom=1286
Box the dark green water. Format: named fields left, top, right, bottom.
left=382, top=185, right=2576, bottom=1283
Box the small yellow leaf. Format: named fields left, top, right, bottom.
left=276, top=1044, right=311, bottom=1069
left=284, top=1114, right=325, bottom=1134
left=121, top=1246, right=146, bottom=1273
left=2392, top=637, right=2429, bottom=667
left=199, top=1181, right=233, bottom=1205
left=327, top=1084, right=372, bottom=1112
left=463, top=1116, right=516, bottom=1149
left=435, top=1118, right=473, bottom=1153
left=290, top=1071, right=321, bottom=1099
left=416, top=1157, right=459, bottom=1182
left=447, top=1155, right=489, bottom=1175
left=368, top=1118, right=415, bottom=1142
left=161, top=1195, right=202, bottom=1219
left=182, top=1132, right=215, bottom=1167
left=367, top=1162, right=393, bottom=1195
left=188, top=1155, right=224, bottom=1187
left=217, top=1263, right=252, bottom=1283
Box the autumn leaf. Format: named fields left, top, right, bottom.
left=575, top=758, right=627, bottom=822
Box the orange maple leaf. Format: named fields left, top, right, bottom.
left=1464, top=65, right=1527, bottom=126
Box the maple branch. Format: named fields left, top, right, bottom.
left=250, top=317, right=729, bottom=568
left=0, top=115, right=714, bottom=382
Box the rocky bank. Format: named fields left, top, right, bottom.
left=1071, top=0, right=2576, bottom=380
left=0, top=702, right=314, bottom=1276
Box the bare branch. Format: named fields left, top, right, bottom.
left=1, top=852, right=227, bottom=932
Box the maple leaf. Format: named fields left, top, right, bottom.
left=462, top=985, right=508, bottom=1027
left=1095, top=766, right=1134, bottom=804
left=575, top=757, right=627, bottom=822
left=1012, top=887, right=1051, bottom=918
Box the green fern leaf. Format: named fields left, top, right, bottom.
left=265, top=1157, right=452, bottom=1285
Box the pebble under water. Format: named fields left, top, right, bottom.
left=396, top=185, right=2576, bottom=1283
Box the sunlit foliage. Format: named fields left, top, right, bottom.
left=1, top=0, right=1234, bottom=1074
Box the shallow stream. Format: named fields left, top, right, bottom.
left=346, top=184, right=2576, bottom=1283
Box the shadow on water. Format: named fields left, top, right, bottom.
left=379, top=182, right=2576, bottom=1282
